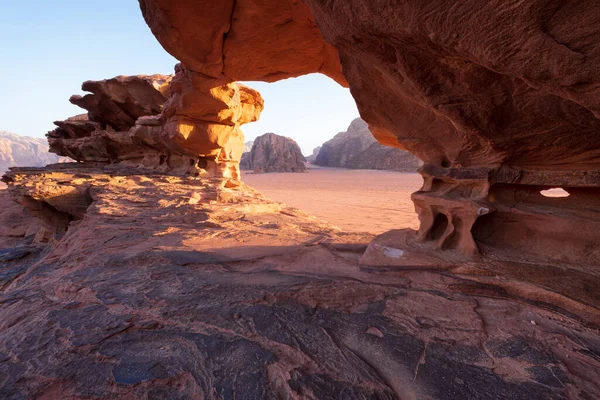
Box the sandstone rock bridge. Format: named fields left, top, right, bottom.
left=3, top=1, right=600, bottom=398
left=51, top=0, right=600, bottom=267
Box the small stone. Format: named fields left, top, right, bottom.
left=365, top=326, right=384, bottom=338
left=189, top=192, right=202, bottom=205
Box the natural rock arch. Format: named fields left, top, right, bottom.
left=136, top=0, right=600, bottom=266
left=47, top=1, right=600, bottom=266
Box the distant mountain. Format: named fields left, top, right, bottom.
left=315, top=119, right=421, bottom=171
left=244, top=140, right=254, bottom=153
left=240, top=133, right=306, bottom=173
left=305, top=146, right=321, bottom=163
left=0, top=131, right=68, bottom=174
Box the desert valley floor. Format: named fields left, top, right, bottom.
left=244, top=167, right=422, bottom=233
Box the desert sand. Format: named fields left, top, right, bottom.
left=243, top=166, right=422, bottom=233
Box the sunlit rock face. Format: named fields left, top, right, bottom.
left=137, top=0, right=342, bottom=177
left=138, top=0, right=346, bottom=85
left=48, top=73, right=263, bottom=180
left=139, top=0, right=600, bottom=264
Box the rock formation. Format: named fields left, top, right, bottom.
left=138, top=0, right=600, bottom=265
left=243, top=140, right=254, bottom=153
left=305, top=146, right=321, bottom=163
left=315, top=118, right=420, bottom=171
left=316, top=119, right=373, bottom=167
left=353, top=143, right=422, bottom=171
left=48, top=72, right=264, bottom=180
left=240, top=133, right=306, bottom=173
left=0, top=131, right=68, bottom=174
left=2, top=164, right=600, bottom=398
left=1, top=0, right=600, bottom=397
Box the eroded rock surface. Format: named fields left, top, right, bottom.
left=240, top=133, right=306, bottom=173
left=48, top=72, right=264, bottom=180
left=138, top=0, right=600, bottom=262
left=1, top=165, right=600, bottom=398
left=1, top=1, right=599, bottom=397
left=304, top=0, right=600, bottom=262
left=315, top=119, right=421, bottom=171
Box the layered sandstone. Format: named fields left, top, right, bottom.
left=315, top=118, right=420, bottom=171
left=48, top=72, right=264, bottom=180
left=1, top=164, right=600, bottom=398
left=139, top=0, right=600, bottom=265
left=1, top=1, right=599, bottom=397
left=240, top=133, right=306, bottom=173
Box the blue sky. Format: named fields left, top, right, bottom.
left=0, top=1, right=359, bottom=155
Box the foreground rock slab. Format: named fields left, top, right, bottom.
left=0, top=165, right=599, bottom=399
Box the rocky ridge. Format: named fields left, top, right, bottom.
left=240, top=133, right=306, bottom=173
left=0, top=131, right=68, bottom=174
left=0, top=0, right=599, bottom=397
left=316, top=118, right=421, bottom=171
left=305, top=146, right=321, bottom=163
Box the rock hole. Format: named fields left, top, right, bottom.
left=441, top=159, right=451, bottom=168
left=197, top=158, right=208, bottom=169
left=540, top=188, right=570, bottom=198
left=159, top=155, right=167, bottom=165
left=428, top=213, right=449, bottom=241
left=471, top=212, right=497, bottom=242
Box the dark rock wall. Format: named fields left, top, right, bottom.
left=315, top=119, right=421, bottom=171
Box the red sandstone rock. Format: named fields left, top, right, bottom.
left=240, top=132, right=306, bottom=173
left=48, top=71, right=264, bottom=179
left=70, top=75, right=172, bottom=131
left=301, top=0, right=600, bottom=259
left=139, top=0, right=347, bottom=85
left=139, top=0, right=600, bottom=262
left=1, top=165, right=600, bottom=398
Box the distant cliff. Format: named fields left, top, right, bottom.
left=240, top=133, right=306, bottom=173
left=0, top=131, right=68, bottom=174
left=305, top=146, right=321, bottom=163
left=315, top=119, right=421, bottom=171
